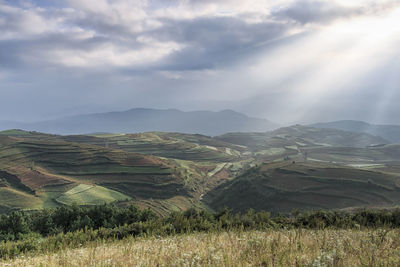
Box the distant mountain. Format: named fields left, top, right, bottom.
left=310, top=120, right=400, bottom=143
left=0, top=108, right=278, bottom=136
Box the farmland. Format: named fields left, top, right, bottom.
left=1, top=125, right=400, bottom=214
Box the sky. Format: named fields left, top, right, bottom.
left=0, top=0, right=399, bottom=125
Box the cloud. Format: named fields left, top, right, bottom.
left=272, top=0, right=356, bottom=24
left=2, top=0, right=395, bottom=71
left=0, top=0, right=297, bottom=72
left=272, top=0, right=400, bottom=25
left=0, top=0, right=400, bottom=124
left=150, top=16, right=291, bottom=71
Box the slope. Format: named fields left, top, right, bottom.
left=216, top=125, right=388, bottom=150
left=311, top=120, right=400, bottom=143
left=204, top=161, right=400, bottom=213
left=0, top=136, right=195, bottom=213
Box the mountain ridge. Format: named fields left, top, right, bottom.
left=0, top=108, right=278, bottom=136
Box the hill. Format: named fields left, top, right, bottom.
left=63, top=132, right=244, bottom=162
left=0, top=129, right=260, bottom=214
left=311, top=120, right=400, bottom=143
left=204, top=161, right=400, bottom=213
left=0, top=108, right=278, bottom=136
left=216, top=125, right=388, bottom=149
left=0, top=136, right=200, bottom=214
left=1, top=126, right=400, bottom=214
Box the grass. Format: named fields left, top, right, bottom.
left=55, top=184, right=131, bottom=205
left=0, top=188, right=42, bottom=210
left=1, top=229, right=399, bottom=266
left=38, top=184, right=74, bottom=209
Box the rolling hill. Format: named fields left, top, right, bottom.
left=311, top=120, right=400, bottom=143
left=1, top=125, right=400, bottom=215
left=0, top=135, right=201, bottom=214
left=0, top=129, right=258, bottom=215
left=204, top=161, right=400, bottom=213
left=216, top=125, right=388, bottom=149
left=0, top=108, right=278, bottom=136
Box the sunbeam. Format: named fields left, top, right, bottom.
left=232, top=4, right=400, bottom=123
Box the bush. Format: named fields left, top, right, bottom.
left=0, top=205, right=400, bottom=259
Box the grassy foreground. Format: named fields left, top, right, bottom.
left=1, top=229, right=399, bottom=266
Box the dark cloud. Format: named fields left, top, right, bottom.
left=152, top=17, right=290, bottom=70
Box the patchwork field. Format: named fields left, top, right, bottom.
left=0, top=136, right=197, bottom=211
left=1, top=125, right=400, bottom=214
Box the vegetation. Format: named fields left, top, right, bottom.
left=1, top=126, right=400, bottom=265
left=2, top=229, right=399, bottom=266
left=0, top=204, right=400, bottom=260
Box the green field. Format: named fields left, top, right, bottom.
left=0, top=187, right=42, bottom=210
left=55, top=184, right=131, bottom=205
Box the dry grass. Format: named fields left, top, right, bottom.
left=1, top=229, right=399, bottom=266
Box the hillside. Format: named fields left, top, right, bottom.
left=1, top=126, right=400, bottom=214
left=0, top=130, right=260, bottom=215
left=204, top=161, right=400, bottom=213
left=0, top=108, right=278, bottom=136
left=311, top=120, right=400, bottom=143
left=0, top=136, right=200, bottom=214
left=63, top=132, right=244, bottom=162
left=216, top=125, right=388, bottom=149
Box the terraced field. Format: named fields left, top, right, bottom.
left=0, top=136, right=196, bottom=211
left=1, top=125, right=400, bottom=214
left=64, top=132, right=243, bottom=162
left=204, top=161, right=400, bottom=213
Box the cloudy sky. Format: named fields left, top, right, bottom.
left=1, top=0, right=399, bottom=125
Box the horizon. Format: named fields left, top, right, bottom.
left=2, top=106, right=400, bottom=127
left=1, top=0, right=399, bottom=125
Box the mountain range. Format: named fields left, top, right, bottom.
left=3, top=109, right=400, bottom=142
left=0, top=108, right=278, bottom=136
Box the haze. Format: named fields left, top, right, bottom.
left=0, top=0, right=399, bottom=125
